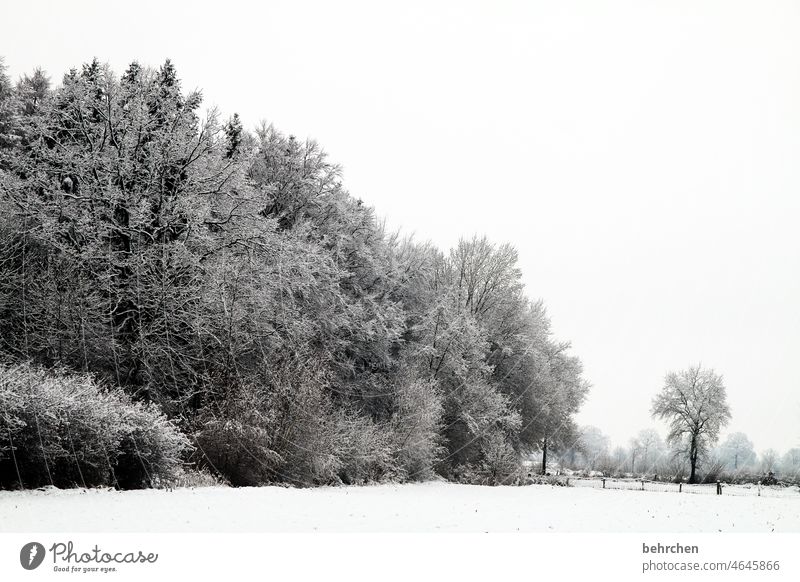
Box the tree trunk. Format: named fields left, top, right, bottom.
left=689, top=435, right=698, bottom=483
left=541, top=437, right=548, bottom=475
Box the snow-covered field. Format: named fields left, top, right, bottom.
left=2, top=482, right=799, bottom=533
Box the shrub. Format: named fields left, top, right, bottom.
left=0, top=362, right=191, bottom=489
left=701, top=458, right=726, bottom=484
left=331, top=409, right=396, bottom=485
left=192, top=384, right=284, bottom=487
left=479, top=432, right=521, bottom=485
left=154, top=467, right=227, bottom=489
left=193, top=377, right=400, bottom=487
left=441, top=380, right=523, bottom=482
left=522, top=474, right=570, bottom=486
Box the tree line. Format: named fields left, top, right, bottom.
left=561, top=366, right=799, bottom=484
left=568, top=425, right=800, bottom=483
left=0, top=58, right=589, bottom=489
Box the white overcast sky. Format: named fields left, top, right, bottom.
left=3, top=0, right=799, bottom=453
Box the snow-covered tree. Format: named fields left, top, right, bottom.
left=577, top=425, right=610, bottom=470
left=651, top=365, right=731, bottom=483
left=0, top=57, right=10, bottom=97
left=630, top=428, right=666, bottom=475
left=611, top=446, right=628, bottom=474
left=780, top=448, right=800, bottom=481
left=759, top=448, right=779, bottom=474
left=0, top=57, right=591, bottom=488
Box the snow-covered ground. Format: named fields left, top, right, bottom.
left=2, top=482, right=799, bottom=532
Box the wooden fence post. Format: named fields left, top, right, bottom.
left=641, top=480, right=645, bottom=491
left=679, top=483, right=682, bottom=493
left=716, top=481, right=722, bottom=495
left=602, top=478, right=606, bottom=489
left=758, top=481, right=761, bottom=497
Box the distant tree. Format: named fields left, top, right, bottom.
left=759, top=449, right=779, bottom=475
left=781, top=448, right=800, bottom=481
left=717, top=432, right=756, bottom=471
left=611, top=446, right=627, bottom=474
left=651, top=365, right=731, bottom=483
left=632, top=428, right=666, bottom=475
left=578, top=426, right=610, bottom=470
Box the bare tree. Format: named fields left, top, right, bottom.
left=717, top=432, right=756, bottom=471
left=781, top=448, right=800, bottom=482
left=578, top=425, right=610, bottom=470
left=633, top=428, right=665, bottom=475
left=759, top=449, right=779, bottom=475
left=612, top=446, right=627, bottom=475
left=651, top=365, right=731, bottom=483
